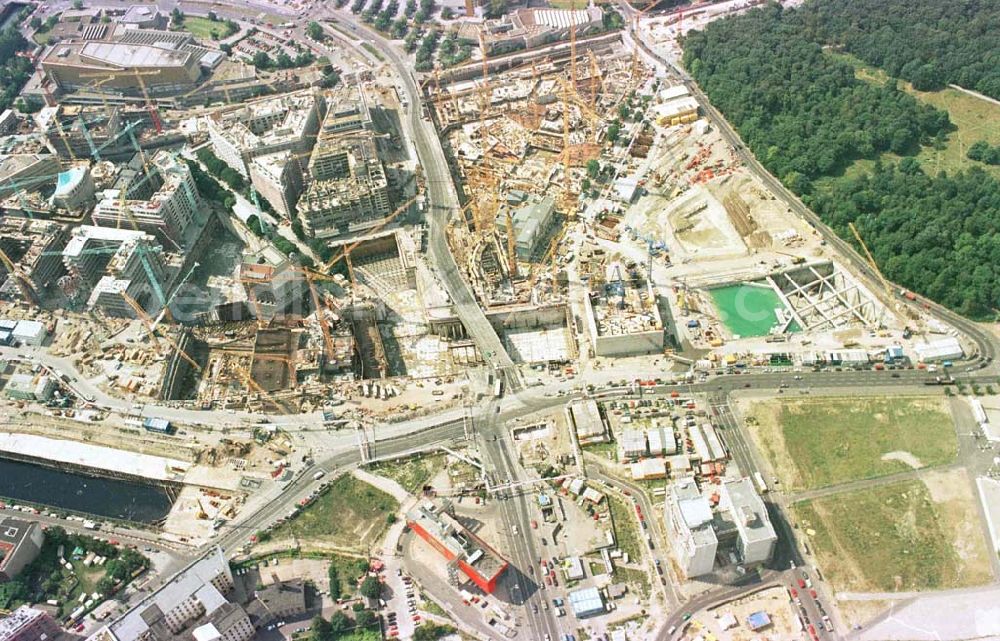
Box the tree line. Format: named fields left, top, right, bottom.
left=0, top=25, right=35, bottom=114
left=682, top=2, right=1000, bottom=319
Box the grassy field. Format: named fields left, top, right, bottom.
left=180, top=16, right=235, bottom=41
left=824, top=51, right=1000, bottom=181
left=746, top=396, right=957, bottom=490
left=607, top=494, right=642, bottom=561
left=613, top=567, right=651, bottom=599
left=793, top=472, right=992, bottom=592
left=269, top=474, right=398, bottom=551
left=367, top=453, right=445, bottom=495
left=582, top=440, right=618, bottom=461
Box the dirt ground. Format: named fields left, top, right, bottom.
left=684, top=586, right=803, bottom=640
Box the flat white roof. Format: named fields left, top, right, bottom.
left=63, top=225, right=145, bottom=258
left=0, top=432, right=188, bottom=481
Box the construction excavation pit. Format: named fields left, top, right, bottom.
left=705, top=262, right=886, bottom=341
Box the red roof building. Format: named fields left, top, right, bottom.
left=406, top=500, right=508, bottom=594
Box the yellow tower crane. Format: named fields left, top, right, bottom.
left=848, top=221, right=902, bottom=313
left=121, top=291, right=203, bottom=371
left=0, top=247, right=38, bottom=303
left=505, top=209, right=518, bottom=279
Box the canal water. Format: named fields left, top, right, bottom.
left=0, top=457, right=174, bottom=523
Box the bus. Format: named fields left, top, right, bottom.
left=753, top=472, right=768, bottom=494
left=493, top=379, right=503, bottom=398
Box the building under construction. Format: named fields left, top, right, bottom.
left=296, top=87, right=393, bottom=239
left=582, top=258, right=664, bottom=357
left=36, top=104, right=179, bottom=161
left=0, top=218, right=69, bottom=305
left=59, top=225, right=172, bottom=318
left=91, top=150, right=204, bottom=252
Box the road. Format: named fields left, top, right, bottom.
left=476, top=392, right=562, bottom=641
left=15, top=2, right=1000, bottom=638
left=317, top=10, right=521, bottom=393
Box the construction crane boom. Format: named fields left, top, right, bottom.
left=120, top=291, right=161, bottom=349
left=319, top=194, right=419, bottom=273
left=121, top=291, right=203, bottom=371
left=505, top=209, right=518, bottom=279
left=848, top=221, right=898, bottom=309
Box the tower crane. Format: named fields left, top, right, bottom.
left=0, top=247, right=39, bottom=303
left=120, top=291, right=203, bottom=374
left=42, top=243, right=167, bottom=310
left=318, top=194, right=420, bottom=273
left=848, top=221, right=905, bottom=315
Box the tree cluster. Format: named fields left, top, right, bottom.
left=812, top=161, right=1000, bottom=319
left=413, top=0, right=435, bottom=24
left=803, top=0, right=1000, bottom=99
left=414, top=27, right=440, bottom=72
left=683, top=5, right=950, bottom=189
left=0, top=527, right=148, bottom=612
left=310, top=608, right=379, bottom=641
left=438, top=30, right=472, bottom=67
left=250, top=49, right=316, bottom=70
left=967, top=141, right=1000, bottom=166
left=0, top=27, right=35, bottom=115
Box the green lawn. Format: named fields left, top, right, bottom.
left=582, top=440, right=618, bottom=461
left=825, top=51, right=1000, bottom=181
left=793, top=477, right=991, bottom=592
left=269, top=474, right=399, bottom=550
left=361, top=42, right=385, bottom=62
left=747, top=396, right=957, bottom=490
left=367, top=453, right=445, bottom=495
left=180, top=16, right=235, bottom=41
left=612, top=567, right=650, bottom=599
left=33, top=30, right=54, bottom=45
left=607, top=494, right=642, bottom=561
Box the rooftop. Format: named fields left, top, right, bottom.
left=63, top=225, right=148, bottom=258
left=0, top=432, right=188, bottom=482
left=406, top=500, right=506, bottom=582
left=109, top=547, right=230, bottom=641
left=0, top=606, right=47, bottom=637
left=721, top=478, right=777, bottom=544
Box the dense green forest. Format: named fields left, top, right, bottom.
left=813, top=162, right=1000, bottom=317
left=805, top=0, right=1000, bottom=100
left=683, top=5, right=950, bottom=190
left=682, top=2, right=1000, bottom=319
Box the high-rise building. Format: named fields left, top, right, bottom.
left=92, top=151, right=202, bottom=251
left=665, top=479, right=718, bottom=578
left=87, top=547, right=244, bottom=641
left=718, top=478, right=777, bottom=566
left=0, top=154, right=61, bottom=199
left=249, top=150, right=303, bottom=220
left=61, top=225, right=167, bottom=317
left=0, top=518, right=45, bottom=582
left=0, top=219, right=68, bottom=304
left=206, top=89, right=323, bottom=219
left=665, top=477, right=776, bottom=578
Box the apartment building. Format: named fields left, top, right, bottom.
left=91, top=150, right=202, bottom=250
